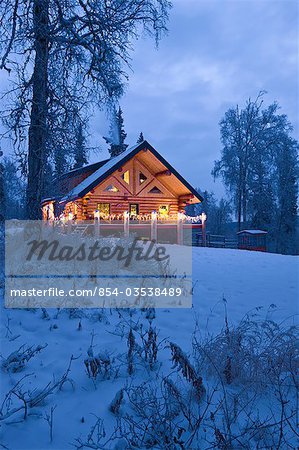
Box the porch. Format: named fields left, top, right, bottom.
left=47, top=213, right=205, bottom=246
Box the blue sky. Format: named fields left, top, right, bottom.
left=1, top=0, right=298, bottom=197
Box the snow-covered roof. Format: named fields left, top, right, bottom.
left=41, top=197, right=56, bottom=204
left=59, top=140, right=203, bottom=203
left=57, top=159, right=110, bottom=180
left=237, top=230, right=268, bottom=235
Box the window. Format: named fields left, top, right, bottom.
left=104, top=184, right=119, bottom=192
left=121, top=170, right=130, bottom=184
left=149, top=186, right=162, bottom=194
left=130, top=203, right=139, bottom=216
left=139, top=172, right=147, bottom=184
left=97, top=203, right=110, bottom=217
left=159, top=205, right=169, bottom=216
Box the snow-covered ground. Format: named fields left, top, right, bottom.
left=0, top=247, right=298, bottom=449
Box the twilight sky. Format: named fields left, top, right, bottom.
left=1, top=0, right=298, bottom=197
left=91, top=0, right=298, bottom=197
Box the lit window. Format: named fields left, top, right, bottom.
left=159, top=205, right=169, bottom=216
left=98, top=203, right=110, bottom=217
left=130, top=204, right=139, bottom=216
left=121, top=170, right=130, bottom=184
left=104, top=184, right=119, bottom=192
left=139, top=172, right=147, bottom=184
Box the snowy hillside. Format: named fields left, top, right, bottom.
left=0, top=247, right=298, bottom=450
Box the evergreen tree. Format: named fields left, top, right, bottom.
left=43, top=161, right=55, bottom=199
left=249, top=128, right=277, bottom=231
left=200, top=191, right=232, bottom=235
left=137, top=132, right=144, bottom=144
left=200, top=190, right=216, bottom=219
left=214, top=198, right=232, bottom=235
left=73, top=123, right=88, bottom=169
left=2, top=157, right=26, bottom=219
left=104, top=106, right=128, bottom=157
left=185, top=190, right=232, bottom=235
left=251, top=180, right=276, bottom=231
left=276, top=138, right=298, bottom=254
left=116, top=107, right=128, bottom=155
left=53, top=147, right=68, bottom=177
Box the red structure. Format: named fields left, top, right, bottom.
left=237, top=230, right=267, bottom=252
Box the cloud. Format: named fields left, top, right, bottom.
left=0, top=0, right=297, bottom=198
left=119, top=0, right=298, bottom=196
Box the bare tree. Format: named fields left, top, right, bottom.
left=212, top=92, right=298, bottom=236
left=0, top=0, right=172, bottom=218
left=212, top=93, right=266, bottom=229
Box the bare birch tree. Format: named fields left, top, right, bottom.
left=212, top=92, right=298, bottom=239
left=212, top=92, right=266, bottom=230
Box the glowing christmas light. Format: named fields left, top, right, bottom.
left=199, top=212, right=207, bottom=223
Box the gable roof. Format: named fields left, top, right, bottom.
left=59, top=140, right=203, bottom=203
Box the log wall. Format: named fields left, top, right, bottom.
left=43, top=152, right=194, bottom=219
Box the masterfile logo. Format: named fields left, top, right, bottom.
left=26, top=237, right=170, bottom=267
left=5, top=220, right=192, bottom=308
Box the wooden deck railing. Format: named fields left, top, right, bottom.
left=52, top=219, right=237, bottom=248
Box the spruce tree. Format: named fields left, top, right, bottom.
left=53, top=148, right=68, bottom=177
left=252, top=183, right=276, bottom=228
left=104, top=106, right=128, bottom=158
left=137, top=132, right=144, bottom=144
left=73, top=123, right=88, bottom=169
left=276, top=138, right=298, bottom=254
left=2, top=157, right=26, bottom=219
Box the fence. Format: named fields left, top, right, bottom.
left=53, top=217, right=200, bottom=246
left=52, top=218, right=238, bottom=249
left=192, top=231, right=237, bottom=249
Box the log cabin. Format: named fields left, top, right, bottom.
left=41, top=140, right=203, bottom=221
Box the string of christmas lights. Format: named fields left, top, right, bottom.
left=182, top=214, right=205, bottom=223
left=54, top=210, right=206, bottom=224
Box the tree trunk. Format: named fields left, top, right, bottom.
left=26, top=0, right=49, bottom=219
left=237, top=188, right=242, bottom=231
left=0, top=157, right=4, bottom=222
